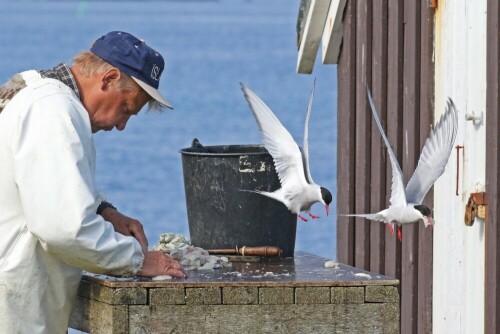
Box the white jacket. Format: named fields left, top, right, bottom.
left=0, top=70, right=144, bottom=333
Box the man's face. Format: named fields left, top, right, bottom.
left=86, top=69, right=151, bottom=133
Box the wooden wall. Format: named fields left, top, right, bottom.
left=486, top=1, right=500, bottom=333
left=336, top=1, right=435, bottom=333
left=432, top=1, right=487, bottom=331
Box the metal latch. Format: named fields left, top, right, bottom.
left=464, top=192, right=488, bottom=226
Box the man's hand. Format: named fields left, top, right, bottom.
left=100, top=207, right=148, bottom=254
left=138, top=251, right=187, bottom=278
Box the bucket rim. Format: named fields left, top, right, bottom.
left=179, top=144, right=269, bottom=157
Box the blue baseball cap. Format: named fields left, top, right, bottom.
left=90, top=31, right=173, bottom=109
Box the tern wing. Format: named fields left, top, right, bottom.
left=241, top=84, right=307, bottom=189
left=367, top=87, right=407, bottom=208
left=302, top=79, right=316, bottom=184
left=405, top=98, right=458, bottom=204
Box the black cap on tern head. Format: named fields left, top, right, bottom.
left=320, top=187, right=332, bottom=205
left=414, top=204, right=431, bottom=217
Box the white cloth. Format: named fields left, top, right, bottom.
left=0, top=70, right=144, bottom=333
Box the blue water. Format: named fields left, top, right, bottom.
left=0, top=1, right=337, bottom=263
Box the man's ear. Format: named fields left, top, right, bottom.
left=101, top=68, right=121, bottom=90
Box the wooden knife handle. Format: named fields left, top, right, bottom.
left=207, top=246, right=283, bottom=257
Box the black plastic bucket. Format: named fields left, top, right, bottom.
left=180, top=139, right=297, bottom=258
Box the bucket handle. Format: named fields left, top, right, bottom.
left=191, top=138, right=204, bottom=148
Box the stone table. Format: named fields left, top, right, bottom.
left=70, top=252, right=399, bottom=333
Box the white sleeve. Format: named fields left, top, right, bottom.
left=13, top=89, right=143, bottom=276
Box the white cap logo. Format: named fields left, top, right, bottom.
left=151, top=64, right=160, bottom=81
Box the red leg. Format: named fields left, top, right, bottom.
left=397, top=226, right=402, bottom=241
left=386, top=223, right=394, bottom=235
left=298, top=214, right=308, bottom=222
left=308, top=213, right=320, bottom=219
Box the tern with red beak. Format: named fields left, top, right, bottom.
left=342, top=88, right=458, bottom=240
left=240, top=81, right=332, bottom=222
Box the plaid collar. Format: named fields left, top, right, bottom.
left=39, top=63, right=81, bottom=100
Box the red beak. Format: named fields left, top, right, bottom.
left=325, top=205, right=329, bottom=216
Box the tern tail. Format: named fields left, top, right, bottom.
left=239, top=189, right=285, bottom=205
left=338, top=213, right=386, bottom=222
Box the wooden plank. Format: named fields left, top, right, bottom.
left=417, top=3, right=434, bottom=333
left=401, top=228, right=418, bottom=334
left=321, top=0, right=348, bottom=64
left=384, top=0, right=403, bottom=280
left=462, top=3, right=487, bottom=332
left=336, top=0, right=356, bottom=266
left=433, top=2, right=486, bottom=331
left=334, top=0, right=433, bottom=333
left=401, top=1, right=421, bottom=333
left=354, top=0, right=372, bottom=270
left=486, top=1, right=500, bottom=332
left=369, top=0, right=388, bottom=275
left=297, top=0, right=332, bottom=74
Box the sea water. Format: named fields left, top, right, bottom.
left=0, top=0, right=337, bottom=263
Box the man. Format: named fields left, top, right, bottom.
left=0, top=31, right=187, bottom=333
